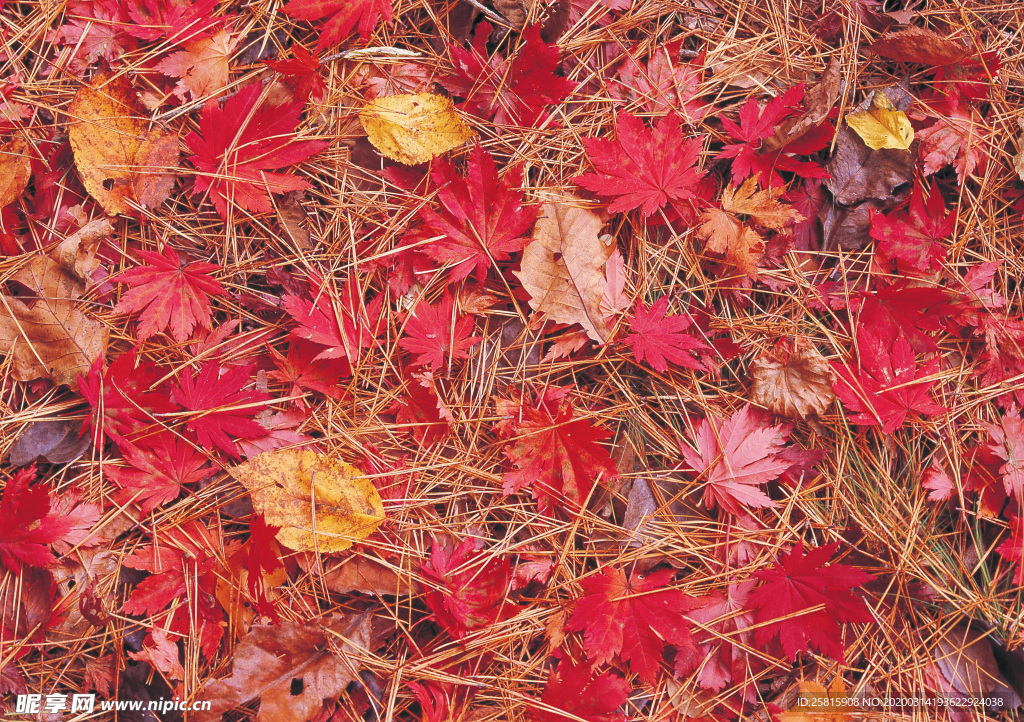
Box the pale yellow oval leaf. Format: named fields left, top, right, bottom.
left=229, top=450, right=384, bottom=553
left=359, top=93, right=474, bottom=165
left=845, top=91, right=914, bottom=151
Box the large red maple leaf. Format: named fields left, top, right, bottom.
left=535, top=657, right=629, bottom=722
left=122, top=0, right=223, bottom=44
left=105, top=432, right=212, bottom=514
left=399, top=294, right=480, bottom=372
left=624, top=296, right=710, bottom=372
left=420, top=537, right=514, bottom=640
left=495, top=387, right=618, bottom=514
left=747, top=540, right=875, bottom=661
left=574, top=112, right=704, bottom=217
left=441, top=23, right=576, bottom=128
left=264, top=45, right=326, bottom=103
left=267, top=340, right=348, bottom=405
left=680, top=404, right=792, bottom=516
left=0, top=467, right=75, bottom=573
left=869, top=178, right=956, bottom=274
left=282, top=276, right=383, bottom=363
left=566, top=566, right=701, bottom=684
left=417, top=145, right=537, bottom=283
left=832, top=327, right=946, bottom=434
left=186, top=81, right=328, bottom=219
left=78, top=351, right=179, bottom=443
left=113, top=245, right=226, bottom=343
left=170, top=361, right=270, bottom=459
left=282, top=0, right=392, bottom=53
left=855, top=281, right=952, bottom=353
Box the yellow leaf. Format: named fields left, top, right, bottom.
left=229, top=450, right=384, bottom=553
left=359, top=93, right=474, bottom=165
left=778, top=678, right=858, bottom=722
left=845, top=91, right=914, bottom=150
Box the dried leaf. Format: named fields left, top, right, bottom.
left=751, top=339, right=836, bottom=419
left=765, top=57, right=841, bottom=151
left=870, top=26, right=970, bottom=66
left=10, top=419, right=91, bottom=466
left=50, top=218, right=113, bottom=285
left=825, top=125, right=915, bottom=206
left=67, top=69, right=179, bottom=215
left=276, top=191, right=312, bottom=249
left=621, top=478, right=657, bottom=548
left=197, top=614, right=372, bottom=722
left=493, top=0, right=528, bottom=30
left=0, top=136, right=31, bottom=208
left=359, top=92, right=474, bottom=165
left=156, top=30, right=238, bottom=100
left=324, top=556, right=418, bottom=596
left=229, top=450, right=385, bottom=553
left=778, top=678, right=857, bottom=722
left=515, top=195, right=615, bottom=342
left=934, top=624, right=1021, bottom=708
left=0, top=255, right=108, bottom=386
left=846, top=91, right=914, bottom=150
left=721, top=177, right=801, bottom=230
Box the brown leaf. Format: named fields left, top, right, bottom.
left=493, top=0, right=528, bottom=30
left=50, top=218, right=113, bottom=285
left=0, top=254, right=108, bottom=386
left=621, top=477, right=657, bottom=548
left=825, top=125, right=915, bottom=206
left=751, top=338, right=836, bottom=419
left=870, top=26, right=970, bottom=66
left=197, top=614, right=372, bottom=722
left=934, top=624, right=1021, bottom=708
left=156, top=30, right=238, bottom=100
left=514, top=195, right=615, bottom=342
left=720, top=177, right=802, bottom=230
left=765, top=58, right=841, bottom=151
left=323, top=556, right=419, bottom=596
left=9, top=419, right=92, bottom=466
left=0, top=136, right=32, bottom=208
left=276, top=191, right=312, bottom=250
left=68, top=69, right=179, bottom=216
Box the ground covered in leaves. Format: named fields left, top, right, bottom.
left=1, top=0, right=1024, bottom=720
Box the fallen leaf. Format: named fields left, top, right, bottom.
left=846, top=90, right=914, bottom=150
left=515, top=195, right=615, bottom=342
left=323, top=556, right=418, bottom=596
left=67, top=69, right=179, bottom=215
left=934, top=624, right=1021, bottom=708
left=764, top=57, right=841, bottom=151
left=0, top=136, right=31, bottom=208
left=825, top=125, right=915, bottom=206
left=621, top=477, right=657, bottom=548
left=229, top=450, right=385, bottom=553
left=9, top=419, right=91, bottom=466
left=870, top=26, right=970, bottom=66
left=128, top=628, right=185, bottom=681
left=197, top=614, right=373, bottom=722
left=778, top=677, right=857, bottom=722
left=276, top=191, right=312, bottom=249
left=359, top=92, right=474, bottom=165
left=50, top=218, right=113, bottom=285
left=0, top=254, right=108, bottom=386
left=156, top=29, right=238, bottom=100
left=751, top=338, right=836, bottom=419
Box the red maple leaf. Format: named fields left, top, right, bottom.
left=495, top=387, right=618, bottom=514
left=680, top=404, right=792, bottom=516
left=997, top=515, right=1024, bottom=585
left=420, top=537, right=513, bottom=640
left=264, top=45, right=326, bottom=103
left=441, top=23, right=576, bottom=128
left=566, top=566, right=701, bottom=684
left=170, top=361, right=270, bottom=459
left=574, top=112, right=704, bottom=217
left=186, top=81, right=328, bottom=219
left=623, top=296, right=710, bottom=372
left=916, top=98, right=989, bottom=184
left=0, top=466, right=75, bottom=573
left=78, top=351, right=178, bottom=443
left=106, top=432, right=212, bottom=514
left=113, top=246, right=226, bottom=343
left=241, top=513, right=285, bottom=620
left=267, top=340, right=348, bottom=405
left=417, top=145, right=537, bottom=284
left=399, top=294, right=481, bottom=372
left=678, top=580, right=758, bottom=693
left=869, top=178, right=956, bottom=274
left=51, top=0, right=137, bottom=74
left=984, top=409, right=1024, bottom=502
left=855, top=281, right=952, bottom=353
left=122, top=0, right=222, bottom=43
left=389, top=373, right=452, bottom=449
left=832, top=327, right=946, bottom=434
left=718, top=83, right=831, bottom=188
left=608, top=41, right=709, bottom=121
left=282, top=0, right=392, bottom=53
left=747, top=540, right=875, bottom=661
left=282, top=276, right=383, bottom=363
left=534, top=657, right=629, bottom=722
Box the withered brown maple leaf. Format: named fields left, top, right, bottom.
left=751, top=339, right=836, bottom=419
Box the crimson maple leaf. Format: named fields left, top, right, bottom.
left=869, top=178, right=956, bottom=274
left=399, top=294, right=481, bottom=372
left=495, top=387, right=618, bottom=514
left=113, top=246, right=226, bottom=343
left=78, top=351, right=179, bottom=443
left=984, top=409, right=1024, bottom=502
left=680, top=404, right=792, bottom=516
left=170, top=361, right=270, bottom=459
left=624, top=296, right=710, bottom=372
left=441, top=23, right=576, bottom=128
left=282, top=276, right=383, bottom=363
left=105, top=432, right=212, bottom=514
left=609, top=41, right=709, bottom=121
left=242, top=514, right=285, bottom=620
left=51, top=0, right=137, bottom=74
left=916, top=98, right=988, bottom=184
left=267, top=340, right=348, bottom=405
left=832, top=327, right=946, bottom=434
left=186, top=81, right=328, bottom=220
left=718, top=83, right=831, bottom=188
left=534, top=657, right=629, bottom=722
left=123, top=0, right=222, bottom=43
left=417, top=145, right=537, bottom=283
left=0, top=466, right=75, bottom=572
left=747, top=540, right=875, bottom=661
left=420, top=537, right=514, bottom=640
left=282, top=0, right=392, bottom=53
left=678, top=580, right=757, bottom=693
left=389, top=373, right=452, bottom=449
left=574, top=112, right=704, bottom=217
left=265, top=45, right=326, bottom=102
left=856, top=281, right=952, bottom=353
left=566, top=566, right=701, bottom=684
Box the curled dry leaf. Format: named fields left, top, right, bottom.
left=229, top=449, right=385, bottom=553
left=826, top=125, right=915, bottom=207
left=751, top=338, right=836, bottom=419
left=515, top=194, right=615, bottom=342
left=50, top=218, right=113, bottom=285
left=0, top=254, right=108, bottom=386
left=68, top=69, right=179, bottom=215
left=359, top=92, right=474, bottom=165
left=10, top=419, right=91, bottom=466
left=870, top=26, right=970, bottom=66
left=197, top=614, right=373, bottom=722
left=846, top=91, right=914, bottom=150
left=0, top=136, right=31, bottom=208
left=777, top=677, right=857, bottom=722
left=765, top=57, right=841, bottom=151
